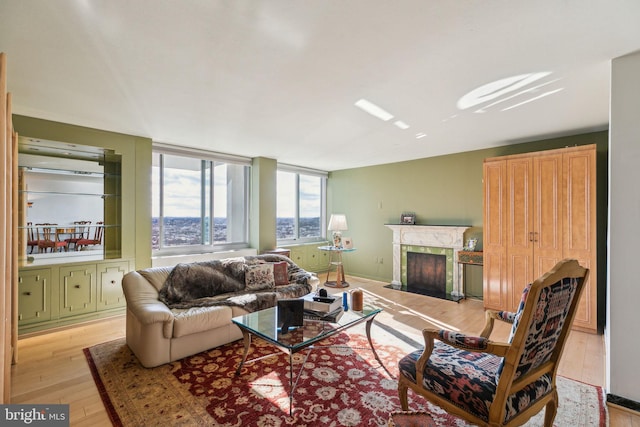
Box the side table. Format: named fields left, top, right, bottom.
left=457, top=250, right=483, bottom=299
left=318, top=245, right=356, bottom=288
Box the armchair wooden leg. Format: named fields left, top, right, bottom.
left=543, top=391, right=558, bottom=427
left=398, top=379, right=410, bottom=411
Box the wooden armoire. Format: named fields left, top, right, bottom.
left=483, top=144, right=597, bottom=333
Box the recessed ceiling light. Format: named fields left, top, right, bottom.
left=393, top=120, right=410, bottom=130
left=415, top=133, right=427, bottom=139
left=354, top=99, right=394, bottom=121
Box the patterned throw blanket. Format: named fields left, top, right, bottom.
left=157, top=255, right=313, bottom=312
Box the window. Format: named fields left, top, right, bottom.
left=277, top=167, right=327, bottom=243
left=152, top=146, right=250, bottom=254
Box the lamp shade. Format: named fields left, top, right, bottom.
left=327, top=214, right=348, bottom=231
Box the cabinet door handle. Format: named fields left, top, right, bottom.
left=75, top=285, right=81, bottom=289
left=110, top=280, right=116, bottom=284
left=24, top=292, right=31, bottom=296
left=529, top=232, right=533, bottom=242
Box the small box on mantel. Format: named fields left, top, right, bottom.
left=302, top=293, right=342, bottom=313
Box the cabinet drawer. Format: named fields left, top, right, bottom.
left=18, top=269, right=51, bottom=325
left=59, top=266, right=97, bottom=317
left=97, top=261, right=129, bottom=308
left=308, top=246, right=330, bottom=272
left=288, top=247, right=306, bottom=268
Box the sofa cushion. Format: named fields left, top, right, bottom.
left=171, top=306, right=233, bottom=338
left=273, top=261, right=289, bottom=286
left=245, top=263, right=275, bottom=291
left=138, top=266, right=174, bottom=291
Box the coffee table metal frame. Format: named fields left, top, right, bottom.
left=231, top=305, right=391, bottom=414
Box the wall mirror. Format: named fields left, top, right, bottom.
left=18, top=137, right=122, bottom=266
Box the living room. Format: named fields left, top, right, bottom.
left=1, top=2, right=640, bottom=426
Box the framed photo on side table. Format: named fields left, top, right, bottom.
left=343, top=237, right=354, bottom=249
left=400, top=213, right=416, bottom=225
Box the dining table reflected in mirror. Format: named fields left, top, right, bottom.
left=21, top=222, right=107, bottom=265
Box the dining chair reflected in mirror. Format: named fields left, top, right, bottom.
left=76, top=221, right=104, bottom=250
left=26, top=222, right=39, bottom=254
left=37, top=223, right=69, bottom=253
left=65, top=220, right=92, bottom=250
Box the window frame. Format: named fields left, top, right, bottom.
left=152, top=143, right=251, bottom=256
left=276, top=164, right=328, bottom=245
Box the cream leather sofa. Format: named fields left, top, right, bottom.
left=122, top=255, right=317, bottom=368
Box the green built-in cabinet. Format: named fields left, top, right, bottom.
left=12, top=114, right=153, bottom=335
left=18, top=259, right=132, bottom=334
left=285, top=243, right=330, bottom=274
left=17, top=269, right=51, bottom=325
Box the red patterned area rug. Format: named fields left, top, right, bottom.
left=85, top=330, right=607, bottom=426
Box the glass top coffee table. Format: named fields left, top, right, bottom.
left=231, top=304, right=391, bottom=414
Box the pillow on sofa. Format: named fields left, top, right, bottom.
left=245, top=263, right=275, bottom=291
left=273, top=261, right=289, bottom=286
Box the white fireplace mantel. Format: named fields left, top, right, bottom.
left=385, top=224, right=470, bottom=296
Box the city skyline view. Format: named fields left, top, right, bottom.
left=152, top=216, right=322, bottom=249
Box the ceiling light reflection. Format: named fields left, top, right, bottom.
left=501, top=88, right=564, bottom=111
left=394, top=120, right=410, bottom=130
left=354, top=99, right=394, bottom=121
left=457, top=72, right=552, bottom=110
left=474, top=78, right=562, bottom=113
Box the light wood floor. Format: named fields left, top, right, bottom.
left=10, top=275, right=639, bottom=426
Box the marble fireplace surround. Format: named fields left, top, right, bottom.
left=385, top=225, right=470, bottom=297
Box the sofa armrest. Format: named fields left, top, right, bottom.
left=123, top=270, right=174, bottom=337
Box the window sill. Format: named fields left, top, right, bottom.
left=151, top=248, right=258, bottom=267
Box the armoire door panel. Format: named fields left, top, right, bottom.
left=565, top=150, right=595, bottom=254
left=534, top=154, right=563, bottom=258
left=483, top=252, right=507, bottom=310
left=484, top=161, right=506, bottom=248
left=535, top=256, right=562, bottom=284
left=569, top=256, right=595, bottom=331
left=483, top=160, right=507, bottom=311
left=507, top=158, right=532, bottom=250
left=564, top=147, right=597, bottom=333
left=506, top=158, right=534, bottom=312
left=508, top=254, right=532, bottom=311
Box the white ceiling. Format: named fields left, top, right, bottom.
left=2, top=1, right=640, bottom=171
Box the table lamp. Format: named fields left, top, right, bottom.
left=328, top=214, right=348, bottom=248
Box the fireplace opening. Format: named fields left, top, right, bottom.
left=406, top=252, right=447, bottom=299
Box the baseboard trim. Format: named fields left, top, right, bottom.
left=607, top=393, right=640, bottom=414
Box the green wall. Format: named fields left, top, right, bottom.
left=12, top=113, right=607, bottom=306
left=328, top=131, right=608, bottom=301
left=13, top=115, right=153, bottom=269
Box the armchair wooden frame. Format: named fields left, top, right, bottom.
left=398, top=259, right=589, bottom=427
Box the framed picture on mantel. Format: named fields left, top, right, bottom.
left=400, top=213, right=416, bottom=225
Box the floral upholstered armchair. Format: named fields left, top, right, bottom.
left=397, top=259, right=589, bottom=427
